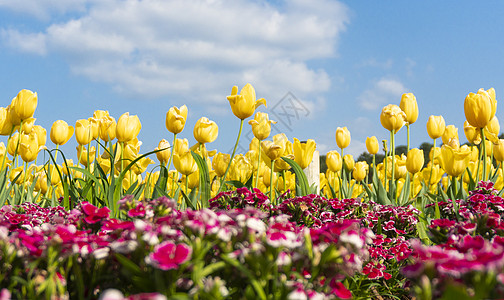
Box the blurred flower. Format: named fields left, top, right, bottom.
left=293, top=138, right=316, bottom=169
left=380, top=104, right=406, bottom=132
left=166, top=105, right=188, bottom=134
left=353, top=161, right=368, bottom=182
left=50, top=120, right=74, bottom=146
left=400, top=93, right=419, bottom=124
left=147, top=241, right=192, bottom=271
left=227, top=83, right=266, bottom=120
left=494, top=139, right=504, bottom=163
left=426, top=115, right=446, bottom=139
left=343, top=154, right=354, bottom=172
left=193, top=117, right=218, bottom=144
left=116, top=112, right=141, bottom=142
left=335, top=127, right=350, bottom=149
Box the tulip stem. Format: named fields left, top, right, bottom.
left=218, top=119, right=244, bottom=193
left=428, top=139, right=436, bottom=191
left=270, top=159, right=275, bottom=205
left=390, top=130, right=396, bottom=202
left=406, top=124, right=410, bottom=152
left=166, top=133, right=177, bottom=197
left=255, top=138, right=261, bottom=189
left=481, top=128, right=487, bottom=181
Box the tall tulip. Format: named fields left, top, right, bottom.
left=116, top=112, right=141, bottom=143
left=166, top=105, right=188, bottom=134
left=441, top=125, right=459, bottom=145
left=19, top=132, right=39, bottom=163
left=227, top=83, right=266, bottom=120
left=335, top=127, right=351, bottom=150
left=249, top=112, right=276, bottom=187
left=155, top=139, right=171, bottom=166
left=366, top=136, right=379, bottom=155
left=98, top=116, right=117, bottom=142
left=381, top=104, right=406, bottom=195
left=406, top=148, right=424, bottom=174
left=400, top=93, right=419, bottom=151
left=51, top=120, right=74, bottom=146
left=75, top=119, right=94, bottom=146
left=193, top=117, right=218, bottom=145
left=12, top=89, right=37, bottom=121
left=426, top=115, right=445, bottom=187
left=326, top=151, right=342, bottom=173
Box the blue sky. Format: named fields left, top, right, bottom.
left=1, top=0, right=504, bottom=162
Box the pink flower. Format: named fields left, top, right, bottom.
left=329, top=278, right=352, bottom=299
left=148, top=241, right=191, bottom=270
left=81, top=201, right=110, bottom=224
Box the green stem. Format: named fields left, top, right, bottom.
left=406, top=124, right=410, bottom=152
left=270, top=159, right=275, bottom=205
left=218, top=119, right=244, bottom=193
left=390, top=130, right=396, bottom=203
left=481, top=128, right=487, bottom=181
left=255, top=139, right=262, bottom=189
left=428, top=139, right=436, bottom=189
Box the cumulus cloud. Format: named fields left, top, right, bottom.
left=358, top=78, right=407, bottom=110
left=1, top=0, right=349, bottom=107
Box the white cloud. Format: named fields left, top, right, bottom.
left=358, top=78, right=407, bottom=110
left=0, top=0, right=93, bottom=20
left=1, top=0, right=349, bottom=107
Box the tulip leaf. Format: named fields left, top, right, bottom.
left=281, top=156, right=309, bottom=196
left=152, top=165, right=169, bottom=199
left=191, top=151, right=211, bottom=209
left=397, top=173, right=411, bottom=206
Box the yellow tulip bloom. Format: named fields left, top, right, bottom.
left=484, top=116, right=500, bottom=144
left=166, top=105, right=188, bottom=134
left=248, top=112, right=276, bottom=141
left=463, top=120, right=481, bottom=145
left=343, top=154, right=354, bottom=172
left=51, top=120, right=74, bottom=146
left=212, top=152, right=230, bottom=178
left=76, top=145, right=96, bottom=167
left=12, top=89, right=37, bottom=121
left=155, top=139, right=171, bottom=165
left=406, top=148, right=424, bottom=174
left=75, top=119, right=94, bottom=145
left=116, top=112, right=141, bottom=142
left=173, top=150, right=197, bottom=176
left=20, top=117, right=35, bottom=134
left=99, top=115, right=117, bottom=142
left=366, top=136, right=379, bottom=155
left=464, top=88, right=495, bottom=128
left=193, top=117, right=218, bottom=144
left=440, top=144, right=472, bottom=177
left=353, top=161, right=368, bottom=182
left=261, top=140, right=283, bottom=161
left=227, top=83, right=266, bottom=120
left=380, top=104, right=406, bottom=132
left=19, top=132, right=39, bottom=162
left=293, top=138, right=316, bottom=169
left=441, top=125, right=458, bottom=145
left=399, top=93, right=419, bottom=124
left=335, top=127, right=351, bottom=149
left=493, top=139, right=504, bottom=163
left=326, top=150, right=342, bottom=172
left=426, top=115, right=446, bottom=139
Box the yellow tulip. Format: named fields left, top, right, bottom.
left=10, top=166, right=24, bottom=184
left=12, top=89, right=37, bottom=121
left=193, top=117, right=218, bottom=144
left=335, top=127, right=351, bottom=149
left=75, top=119, right=94, bottom=145
left=155, top=139, right=171, bottom=165
left=406, top=148, right=424, bottom=174
left=484, top=116, right=500, bottom=144
left=7, top=132, right=20, bottom=157
left=366, top=136, right=379, bottom=155
left=20, top=117, right=36, bottom=133
left=173, top=150, right=197, bottom=176
left=484, top=140, right=493, bottom=157
left=93, top=110, right=109, bottom=120
left=96, top=156, right=111, bottom=174
left=88, top=118, right=100, bottom=140
left=99, top=116, right=117, bottom=142
left=293, top=138, right=316, bottom=169
left=326, top=150, right=342, bottom=172
left=248, top=112, right=276, bottom=141
left=464, top=88, right=495, bottom=128
left=50, top=120, right=74, bottom=146
left=173, top=138, right=190, bottom=155
left=229, top=154, right=252, bottom=182
left=116, top=112, right=141, bottom=142
left=343, top=154, right=354, bottom=172
left=34, top=171, right=49, bottom=194
left=493, top=139, right=504, bottom=163
left=380, top=104, right=406, bottom=132
left=392, top=154, right=408, bottom=179
left=212, top=152, right=230, bottom=177
left=245, top=149, right=259, bottom=171
left=262, top=166, right=277, bottom=188
left=76, top=146, right=96, bottom=167
left=399, top=93, right=419, bottom=124
left=463, top=120, right=482, bottom=145
left=166, top=105, right=188, bottom=134
left=7, top=102, right=21, bottom=126
left=227, top=83, right=267, bottom=120
left=19, top=132, right=39, bottom=162
left=422, top=163, right=443, bottom=186
left=353, top=161, right=368, bottom=182
left=130, top=157, right=155, bottom=175
left=183, top=171, right=200, bottom=189
left=0, top=107, right=14, bottom=135
left=440, top=144, right=472, bottom=177
left=261, top=140, right=283, bottom=161
left=426, top=115, right=446, bottom=139
left=441, top=125, right=459, bottom=145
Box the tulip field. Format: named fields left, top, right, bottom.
left=1, top=85, right=504, bottom=299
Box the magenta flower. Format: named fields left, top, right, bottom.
left=148, top=241, right=191, bottom=270
left=81, top=201, right=110, bottom=224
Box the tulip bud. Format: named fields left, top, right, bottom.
left=155, top=139, right=171, bottom=165
left=227, top=83, right=267, bottom=120
left=463, top=120, right=481, bottom=145
left=116, top=112, right=141, bottom=142
left=380, top=104, right=406, bottom=133
left=366, top=136, right=379, bottom=155
left=406, top=148, right=424, bottom=174
left=464, top=88, right=495, bottom=129
left=75, top=119, right=94, bottom=145
left=173, top=150, right=197, bottom=176
left=441, top=125, right=459, bottom=145
left=248, top=112, right=276, bottom=141
left=193, top=117, right=218, bottom=144
left=12, top=89, right=37, bottom=121
left=399, top=93, right=419, bottom=124
left=335, top=127, right=351, bottom=149
left=166, top=105, right=188, bottom=134
left=293, top=138, right=316, bottom=169
left=51, top=120, right=74, bottom=146
left=426, top=115, right=445, bottom=139
left=343, top=154, right=354, bottom=172
left=353, top=161, right=368, bottom=182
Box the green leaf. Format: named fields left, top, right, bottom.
left=152, top=165, right=169, bottom=199
left=281, top=156, right=309, bottom=196
left=191, top=151, right=211, bottom=208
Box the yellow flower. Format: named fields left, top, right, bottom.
left=50, top=120, right=74, bottom=146
left=399, top=93, right=419, bottom=124
left=366, top=136, right=379, bottom=155
left=464, top=88, right=496, bottom=128
left=326, top=150, right=342, bottom=172
left=353, top=161, right=368, bottom=182
left=10, top=166, right=24, bottom=184
left=493, top=139, right=504, bottom=163
left=166, top=105, right=188, bottom=134
left=212, top=152, right=230, bottom=178
left=406, top=148, right=424, bottom=174
left=441, top=125, right=459, bottom=145
left=262, top=165, right=277, bottom=188
left=380, top=104, right=406, bottom=132
left=261, top=140, right=283, bottom=161
left=75, top=119, right=94, bottom=145
left=343, top=154, right=354, bottom=172
left=32, top=125, right=46, bottom=150
left=248, top=112, right=276, bottom=141
left=20, top=117, right=36, bottom=133
left=193, top=117, right=218, bottom=144
left=0, top=107, right=14, bottom=135
left=76, top=145, right=96, bottom=167
left=173, top=138, right=190, bottom=155
left=229, top=154, right=252, bottom=182
left=484, top=116, right=500, bottom=144
left=19, top=132, right=39, bottom=162
left=422, top=163, right=443, bottom=186
left=463, top=120, right=481, bottom=145
left=173, top=150, right=197, bottom=176
left=12, top=89, right=37, bottom=121
left=98, top=116, right=117, bottom=142
left=335, top=127, right=351, bottom=149
left=227, top=83, right=266, bottom=120
left=440, top=144, right=472, bottom=177
left=155, top=139, right=171, bottom=165
left=293, top=138, right=316, bottom=169
left=116, top=112, right=141, bottom=142
left=426, top=115, right=446, bottom=139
